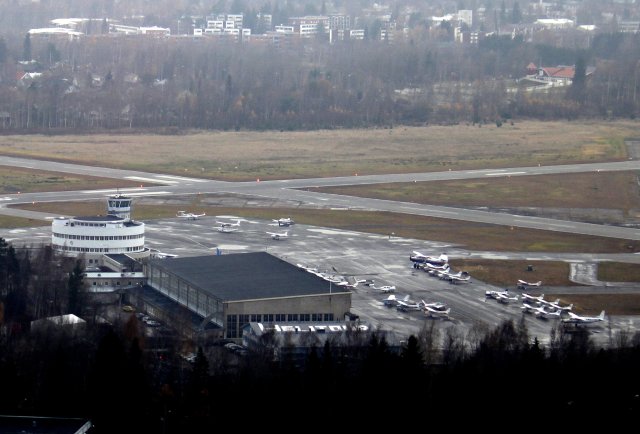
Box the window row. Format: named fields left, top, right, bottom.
left=226, top=313, right=335, bottom=338
left=54, top=233, right=144, bottom=240
left=54, top=245, right=145, bottom=253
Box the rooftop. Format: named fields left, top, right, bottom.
left=148, top=252, right=349, bottom=302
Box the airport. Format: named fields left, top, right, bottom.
left=4, top=192, right=640, bottom=349
left=3, top=155, right=640, bottom=352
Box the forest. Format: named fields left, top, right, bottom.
left=0, top=30, right=639, bottom=132
left=1, top=238, right=640, bottom=430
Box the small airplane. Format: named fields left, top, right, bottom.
left=421, top=300, right=449, bottom=312
left=546, top=300, right=573, bottom=312
left=517, top=279, right=542, bottom=289
left=421, top=262, right=450, bottom=273
left=383, top=294, right=401, bottom=307
left=521, top=293, right=545, bottom=304
left=486, top=289, right=518, bottom=304
left=216, top=219, right=242, bottom=228
left=534, top=307, right=563, bottom=320
left=445, top=271, right=471, bottom=284
left=562, top=310, right=606, bottom=325
left=409, top=251, right=449, bottom=266
left=396, top=298, right=424, bottom=312
left=521, top=302, right=540, bottom=314
left=273, top=217, right=295, bottom=227
left=496, top=292, right=519, bottom=304
left=177, top=210, right=206, bottom=220
left=217, top=226, right=238, bottom=233
left=371, top=284, right=396, bottom=293
left=267, top=231, right=289, bottom=240
left=423, top=303, right=451, bottom=319
left=152, top=251, right=178, bottom=259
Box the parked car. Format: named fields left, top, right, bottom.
left=121, top=305, right=135, bottom=313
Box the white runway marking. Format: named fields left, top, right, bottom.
left=82, top=188, right=147, bottom=194
left=307, top=228, right=362, bottom=236
left=485, top=171, right=526, bottom=176
left=114, top=191, right=172, bottom=197
left=155, top=175, right=208, bottom=183
left=214, top=244, right=249, bottom=250
left=125, top=176, right=178, bottom=184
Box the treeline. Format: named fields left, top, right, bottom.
left=2, top=239, right=640, bottom=430
left=0, top=31, right=638, bottom=132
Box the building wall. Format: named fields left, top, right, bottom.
left=224, top=292, right=351, bottom=338
left=52, top=217, right=146, bottom=260
left=146, top=264, right=225, bottom=327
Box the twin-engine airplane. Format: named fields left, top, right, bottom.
left=177, top=210, right=206, bottom=220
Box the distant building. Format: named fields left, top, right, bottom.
left=0, top=416, right=91, bottom=434
left=31, top=314, right=86, bottom=335
left=535, top=18, right=574, bottom=29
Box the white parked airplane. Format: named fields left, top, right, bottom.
left=562, top=310, right=606, bottom=325
left=273, top=217, right=295, bottom=227
left=521, top=293, right=545, bottom=304
left=445, top=271, right=471, bottom=284
left=424, top=305, right=451, bottom=319
left=177, top=210, right=206, bottom=220
left=383, top=294, right=401, bottom=307
left=521, top=302, right=540, bottom=314
left=409, top=251, right=448, bottom=265
left=267, top=231, right=289, bottom=240
left=216, top=219, right=242, bottom=228
left=521, top=303, right=562, bottom=319
left=150, top=251, right=178, bottom=259
left=534, top=307, right=563, bottom=320
left=372, top=284, right=395, bottom=293
left=486, top=289, right=518, bottom=304
left=546, top=299, right=573, bottom=312
left=217, top=226, right=238, bottom=233
left=517, top=279, right=542, bottom=289
left=396, top=298, right=423, bottom=312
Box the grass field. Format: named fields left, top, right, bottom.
left=598, top=262, right=640, bottom=282
left=318, top=171, right=640, bottom=217
left=0, top=166, right=145, bottom=194
left=12, top=200, right=640, bottom=253
left=0, top=120, right=635, bottom=180
left=447, top=259, right=578, bottom=287
left=447, top=259, right=640, bottom=315
left=549, top=294, right=640, bottom=316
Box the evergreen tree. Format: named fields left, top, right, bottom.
left=67, top=260, right=84, bottom=315
left=22, top=33, right=31, bottom=61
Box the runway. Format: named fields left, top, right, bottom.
left=2, top=156, right=640, bottom=240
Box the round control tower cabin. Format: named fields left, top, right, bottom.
left=52, top=195, right=148, bottom=263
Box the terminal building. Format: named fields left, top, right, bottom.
left=140, top=252, right=352, bottom=340
left=51, top=194, right=148, bottom=265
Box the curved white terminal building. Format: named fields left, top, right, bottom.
left=52, top=195, right=147, bottom=262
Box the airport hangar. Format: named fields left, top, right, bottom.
left=135, top=252, right=352, bottom=340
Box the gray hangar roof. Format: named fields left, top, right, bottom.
left=149, top=252, right=349, bottom=302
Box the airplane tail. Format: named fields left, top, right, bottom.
left=598, top=311, right=606, bottom=320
